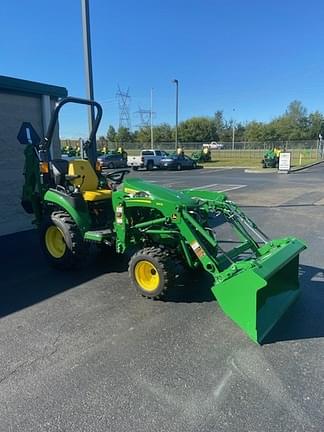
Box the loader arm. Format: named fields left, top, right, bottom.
left=181, top=189, right=306, bottom=342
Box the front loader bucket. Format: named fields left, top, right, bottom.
left=211, top=238, right=306, bottom=343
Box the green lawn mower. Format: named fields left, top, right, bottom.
left=22, top=97, right=306, bottom=343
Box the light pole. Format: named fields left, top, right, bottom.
left=150, top=88, right=154, bottom=149
left=172, top=79, right=179, bottom=150
left=81, top=0, right=96, bottom=166
left=232, top=108, right=235, bottom=151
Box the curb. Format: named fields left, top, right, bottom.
left=288, top=159, right=324, bottom=173
left=202, top=166, right=241, bottom=169
left=244, top=169, right=276, bottom=174
left=202, top=160, right=324, bottom=172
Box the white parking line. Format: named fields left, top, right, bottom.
left=191, top=183, right=222, bottom=190
left=218, top=185, right=246, bottom=192
left=139, top=179, right=247, bottom=192
left=190, top=184, right=246, bottom=192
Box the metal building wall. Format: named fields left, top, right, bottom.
left=0, top=77, right=67, bottom=236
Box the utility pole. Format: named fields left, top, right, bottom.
left=232, top=108, right=235, bottom=151
left=81, top=0, right=96, bottom=166
left=150, top=88, right=154, bottom=149
left=172, top=79, right=179, bottom=150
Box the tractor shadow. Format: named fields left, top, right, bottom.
left=166, top=262, right=324, bottom=344
left=0, top=229, right=127, bottom=319
left=164, top=270, right=215, bottom=303
left=2, top=231, right=323, bottom=343
left=263, top=264, right=324, bottom=343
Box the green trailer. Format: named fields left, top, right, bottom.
left=21, top=97, right=306, bottom=343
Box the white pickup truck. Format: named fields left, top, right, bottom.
left=127, top=149, right=168, bottom=170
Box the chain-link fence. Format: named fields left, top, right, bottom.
left=60, top=139, right=323, bottom=164
left=61, top=139, right=320, bottom=150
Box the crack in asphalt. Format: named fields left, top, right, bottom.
left=0, top=325, right=65, bottom=386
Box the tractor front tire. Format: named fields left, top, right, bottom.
left=129, top=247, right=177, bottom=299
left=40, top=211, right=88, bottom=269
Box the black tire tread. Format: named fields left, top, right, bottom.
left=128, top=246, right=179, bottom=299
left=41, top=210, right=88, bottom=269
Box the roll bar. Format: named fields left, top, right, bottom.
left=39, top=96, right=103, bottom=161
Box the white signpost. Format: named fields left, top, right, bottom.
left=278, top=152, right=291, bottom=172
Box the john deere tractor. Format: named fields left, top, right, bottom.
left=21, top=97, right=306, bottom=343
left=262, top=148, right=279, bottom=168
left=191, top=145, right=212, bottom=163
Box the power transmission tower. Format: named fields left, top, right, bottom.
left=135, top=106, right=152, bottom=128
left=116, top=85, right=131, bottom=130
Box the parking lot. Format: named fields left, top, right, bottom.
left=1, top=165, right=324, bottom=432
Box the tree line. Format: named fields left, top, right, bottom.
left=103, top=101, right=324, bottom=144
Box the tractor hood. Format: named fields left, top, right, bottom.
left=122, top=178, right=198, bottom=207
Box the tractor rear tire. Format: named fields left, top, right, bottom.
left=40, top=211, right=88, bottom=270
left=128, top=247, right=177, bottom=299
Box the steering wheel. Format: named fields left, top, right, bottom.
left=104, top=169, right=130, bottom=184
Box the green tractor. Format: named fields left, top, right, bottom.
left=191, top=145, right=212, bottom=163
left=21, top=97, right=306, bottom=343
left=262, top=148, right=278, bottom=168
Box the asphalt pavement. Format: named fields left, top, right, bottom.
left=0, top=165, right=323, bottom=432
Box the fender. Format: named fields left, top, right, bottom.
left=44, top=189, right=91, bottom=233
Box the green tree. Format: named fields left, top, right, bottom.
left=273, top=101, right=309, bottom=140
left=214, top=110, right=224, bottom=140
left=308, top=111, right=324, bottom=139
left=106, top=125, right=117, bottom=142
left=285, top=100, right=307, bottom=121
left=136, top=126, right=151, bottom=143
left=234, top=122, right=246, bottom=142
left=154, top=123, right=173, bottom=142
left=178, top=117, right=217, bottom=142
left=245, top=121, right=268, bottom=142
left=116, top=127, right=132, bottom=143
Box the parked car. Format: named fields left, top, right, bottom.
left=97, top=153, right=127, bottom=169
left=203, top=141, right=224, bottom=149
left=159, top=154, right=197, bottom=170
left=127, top=149, right=168, bottom=170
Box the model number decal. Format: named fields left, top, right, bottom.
left=115, top=205, right=123, bottom=224
left=190, top=241, right=205, bottom=258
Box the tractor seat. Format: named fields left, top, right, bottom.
left=68, top=159, right=112, bottom=201
left=49, top=159, right=69, bottom=186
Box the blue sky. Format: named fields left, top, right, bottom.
left=1, top=0, right=324, bottom=138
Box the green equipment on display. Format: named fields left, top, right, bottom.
left=98, top=145, right=128, bottom=160
left=191, top=146, right=212, bottom=163
left=262, top=148, right=279, bottom=168
left=21, top=97, right=306, bottom=344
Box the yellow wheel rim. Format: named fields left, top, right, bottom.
left=134, top=260, right=160, bottom=292
left=45, top=226, right=66, bottom=258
